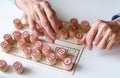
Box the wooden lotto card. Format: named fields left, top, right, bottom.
left=0, top=15, right=87, bottom=74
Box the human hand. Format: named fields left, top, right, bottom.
left=16, top=0, right=59, bottom=43
left=80, top=19, right=120, bottom=50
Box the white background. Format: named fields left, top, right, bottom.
left=0, top=0, right=120, bottom=78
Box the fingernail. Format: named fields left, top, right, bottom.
left=80, top=37, right=85, bottom=44
left=52, top=36, right=55, bottom=40
left=106, top=47, right=111, bottom=50
left=80, top=40, right=83, bottom=44
left=80, top=40, right=86, bottom=45
left=89, top=46, right=92, bottom=50
left=50, top=39, right=54, bottom=43
left=93, top=41, right=97, bottom=46
left=87, top=44, right=93, bottom=51
left=87, top=46, right=91, bottom=50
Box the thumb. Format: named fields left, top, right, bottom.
left=80, top=34, right=87, bottom=45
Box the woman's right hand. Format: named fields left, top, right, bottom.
left=16, top=0, right=60, bottom=43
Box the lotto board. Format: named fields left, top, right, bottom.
left=0, top=16, right=85, bottom=75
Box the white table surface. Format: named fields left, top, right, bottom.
left=0, top=0, right=120, bottom=78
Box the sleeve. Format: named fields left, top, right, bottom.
left=112, top=13, right=120, bottom=20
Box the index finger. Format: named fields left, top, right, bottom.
left=34, top=4, right=56, bottom=40
left=41, top=1, right=59, bottom=33
left=86, top=21, right=98, bottom=50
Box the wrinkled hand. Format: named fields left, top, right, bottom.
left=25, top=1, right=59, bottom=43
left=81, top=19, right=120, bottom=50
